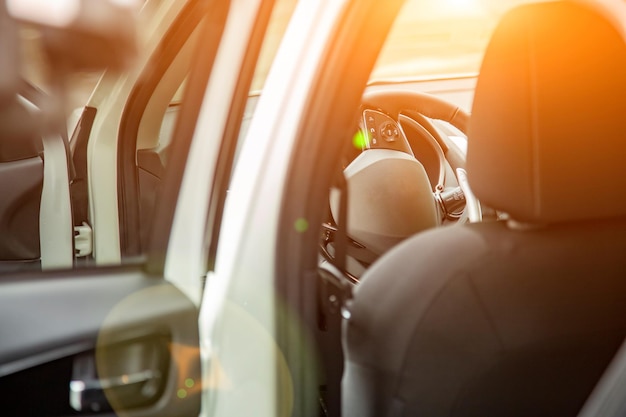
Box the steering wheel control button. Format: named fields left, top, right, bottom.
left=361, top=109, right=413, bottom=155
left=380, top=122, right=399, bottom=142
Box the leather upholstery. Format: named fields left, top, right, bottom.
left=467, top=1, right=626, bottom=223
left=343, top=220, right=626, bottom=417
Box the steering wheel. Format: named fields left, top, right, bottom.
left=322, top=90, right=482, bottom=282
left=360, top=89, right=482, bottom=223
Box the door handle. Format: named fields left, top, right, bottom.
left=70, top=369, right=162, bottom=412
left=69, top=339, right=168, bottom=413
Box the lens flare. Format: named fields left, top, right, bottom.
left=294, top=218, right=309, bottom=233
left=352, top=130, right=369, bottom=150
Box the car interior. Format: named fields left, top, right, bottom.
left=0, top=2, right=208, bottom=416
left=0, top=80, right=74, bottom=273
left=0, top=0, right=287, bottom=410
left=316, top=1, right=626, bottom=416
left=3, top=0, right=626, bottom=416
left=0, top=82, right=44, bottom=270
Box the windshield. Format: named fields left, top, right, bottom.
left=371, top=0, right=539, bottom=82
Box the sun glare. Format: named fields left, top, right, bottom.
left=449, top=0, right=478, bottom=8
left=443, top=0, right=487, bottom=16
left=7, top=0, right=80, bottom=27
left=372, top=0, right=502, bottom=81
left=410, top=0, right=487, bottom=19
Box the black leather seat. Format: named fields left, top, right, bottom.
left=342, top=2, right=626, bottom=416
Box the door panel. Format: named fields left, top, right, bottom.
left=0, top=268, right=200, bottom=417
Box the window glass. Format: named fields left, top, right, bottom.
left=250, top=0, right=298, bottom=93
left=3, top=0, right=300, bottom=274
left=6, top=1, right=204, bottom=272
left=238, top=0, right=298, bottom=152
left=371, top=0, right=539, bottom=81
left=20, top=26, right=102, bottom=116
left=164, top=0, right=298, bottom=164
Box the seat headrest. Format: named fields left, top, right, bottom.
left=467, top=1, right=626, bottom=224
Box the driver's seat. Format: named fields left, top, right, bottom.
left=342, top=2, right=626, bottom=416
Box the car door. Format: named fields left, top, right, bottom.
left=195, top=0, right=410, bottom=416
left=0, top=0, right=286, bottom=415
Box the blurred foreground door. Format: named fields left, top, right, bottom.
left=0, top=0, right=287, bottom=415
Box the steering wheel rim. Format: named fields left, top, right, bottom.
left=362, top=89, right=470, bottom=133
left=361, top=89, right=481, bottom=223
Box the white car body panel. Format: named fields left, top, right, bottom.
left=164, top=0, right=266, bottom=304
left=198, top=0, right=349, bottom=415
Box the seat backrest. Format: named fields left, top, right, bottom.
left=342, top=2, right=626, bottom=416
left=0, top=97, right=43, bottom=268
